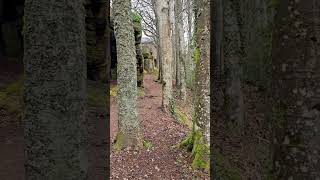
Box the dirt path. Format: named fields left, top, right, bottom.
left=110, top=74, right=209, bottom=179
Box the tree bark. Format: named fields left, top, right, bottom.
left=175, top=0, right=186, bottom=101
left=23, top=0, right=87, bottom=179
left=113, top=0, right=142, bottom=149
left=223, top=0, right=244, bottom=132
left=156, top=0, right=174, bottom=113
left=271, top=0, right=320, bottom=178
left=192, top=0, right=210, bottom=170
left=85, top=0, right=108, bottom=82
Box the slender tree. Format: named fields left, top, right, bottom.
left=113, top=0, right=142, bottom=149
left=271, top=0, right=320, bottom=178
left=155, top=0, right=174, bottom=113
left=23, top=0, right=87, bottom=179
left=175, top=0, right=187, bottom=101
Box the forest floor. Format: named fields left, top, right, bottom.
left=110, top=74, right=209, bottom=179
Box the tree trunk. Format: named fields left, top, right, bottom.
left=23, top=0, right=87, bottom=179
left=271, top=0, right=320, bottom=178
left=113, top=0, right=142, bottom=150
left=85, top=0, right=108, bottom=82
left=186, top=0, right=195, bottom=90
left=176, top=0, right=186, bottom=102
left=156, top=0, right=174, bottom=113
left=223, top=0, right=244, bottom=132
left=192, top=0, right=210, bottom=170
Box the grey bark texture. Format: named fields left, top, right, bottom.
left=194, top=0, right=210, bottom=147
left=156, top=0, right=174, bottom=113
left=223, top=0, right=244, bottom=131
left=113, top=0, right=141, bottom=148
left=271, top=0, right=320, bottom=178
left=23, top=0, right=88, bottom=179
left=175, top=0, right=187, bottom=102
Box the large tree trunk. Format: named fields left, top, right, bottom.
left=113, top=0, right=141, bottom=149
left=271, top=0, right=320, bottom=178
left=223, top=0, right=244, bottom=132
left=156, top=0, right=174, bottom=113
left=23, top=0, right=87, bottom=179
left=191, top=0, right=210, bottom=170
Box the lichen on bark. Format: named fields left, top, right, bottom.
left=113, top=0, right=142, bottom=150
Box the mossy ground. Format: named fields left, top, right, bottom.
left=110, top=85, right=144, bottom=98
left=114, top=131, right=143, bottom=152
left=176, top=128, right=210, bottom=171
left=0, top=79, right=23, bottom=116
left=142, top=139, right=153, bottom=150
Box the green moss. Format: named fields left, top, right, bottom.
left=131, top=11, right=142, bottom=23
left=138, top=87, right=145, bottom=97
left=175, top=133, right=193, bottom=151
left=176, top=108, right=192, bottom=129
left=191, top=130, right=210, bottom=171
left=142, top=139, right=153, bottom=150
left=0, top=80, right=23, bottom=115
left=110, top=85, right=144, bottom=98
left=193, top=47, right=201, bottom=65
left=114, top=132, right=126, bottom=152
left=110, top=85, right=118, bottom=97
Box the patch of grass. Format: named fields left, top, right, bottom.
left=143, top=139, right=153, bottom=150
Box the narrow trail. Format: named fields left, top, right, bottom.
left=110, top=74, right=208, bottom=179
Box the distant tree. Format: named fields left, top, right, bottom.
left=175, top=0, right=187, bottom=102
left=155, top=0, right=174, bottom=113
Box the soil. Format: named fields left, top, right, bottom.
left=110, top=74, right=209, bottom=179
